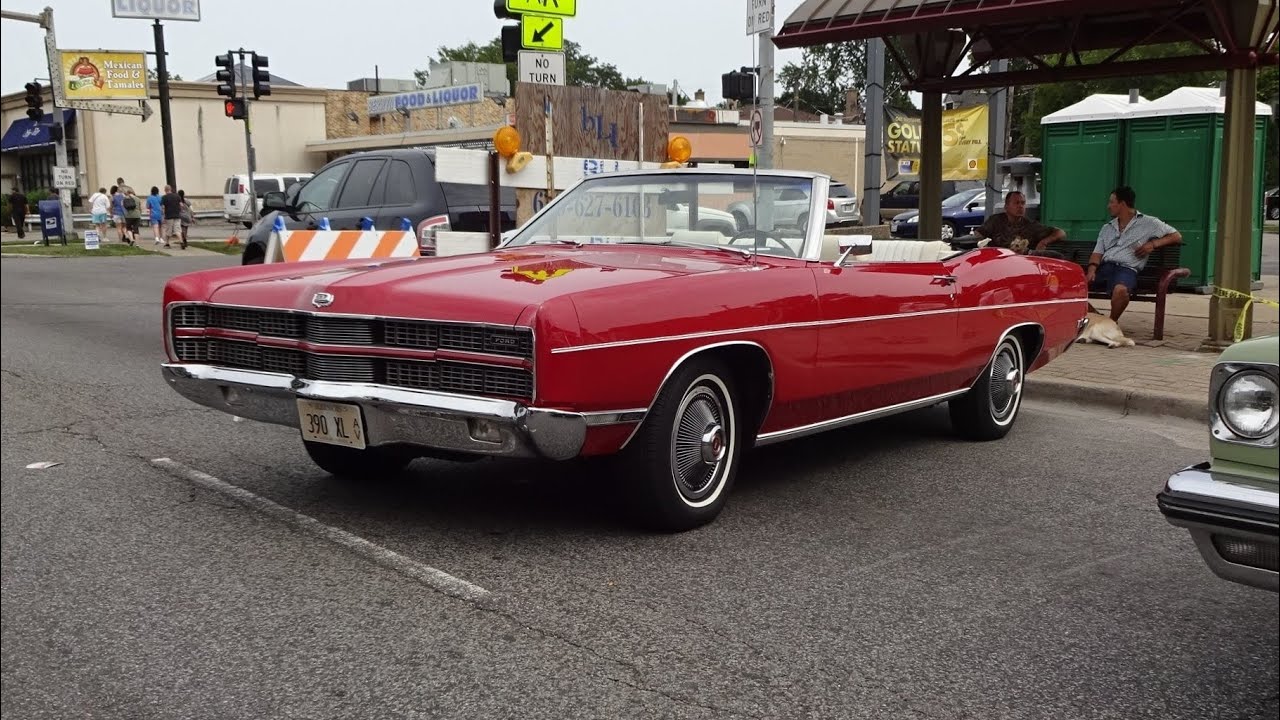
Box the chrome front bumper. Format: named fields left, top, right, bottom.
left=161, top=363, right=632, bottom=461
left=1158, top=462, right=1280, bottom=592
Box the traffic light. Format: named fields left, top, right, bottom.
left=224, top=97, right=247, bottom=120
left=24, top=81, right=43, bottom=122
left=720, top=70, right=755, bottom=103
left=494, top=0, right=521, bottom=62
left=251, top=53, right=270, bottom=99
left=215, top=53, right=236, bottom=99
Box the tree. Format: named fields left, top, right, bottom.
left=415, top=39, right=652, bottom=95
left=777, top=40, right=915, bottom=119
left=1004, top=42, right=1278, bottom=185
left=147, top=69, right=182, bottom=81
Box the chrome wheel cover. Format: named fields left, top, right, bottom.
left=988, top=341, right=1023, bottom=425
left=669, top=380, right=732, bottom=506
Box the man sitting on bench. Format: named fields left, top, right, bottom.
left=1087, top=185, right=1182, bottom=322
left=973, top=190, right=1065, bottom=254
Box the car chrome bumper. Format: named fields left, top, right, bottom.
left=1158, top=462, right=1280, bottom=592
left=162, top=363, right=639, bottom=461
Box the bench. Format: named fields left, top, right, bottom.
left=1047, top=239, right=1190, bottom=340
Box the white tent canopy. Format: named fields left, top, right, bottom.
left=1126, top=86, right=1275, bottom=119
left=1040, top=93, right=1152, bottom=125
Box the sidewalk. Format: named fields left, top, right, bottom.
left=1027, top=275, right=1280, bottom=420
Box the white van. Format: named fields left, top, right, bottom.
left=223, top=173, right=313, bottom=227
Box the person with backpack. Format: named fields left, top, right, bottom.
left=122, top=188, right=141, bottom=244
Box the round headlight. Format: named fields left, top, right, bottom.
left=1219, top=371, right=1279, bottom=439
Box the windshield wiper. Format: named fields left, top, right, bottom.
left=526, top=237, right=582, bottom=247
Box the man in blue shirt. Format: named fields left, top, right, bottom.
left=1087, top=186, right=1181, bottom=322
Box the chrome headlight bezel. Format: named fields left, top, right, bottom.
left=1211, top=362, right=1279, bottom=447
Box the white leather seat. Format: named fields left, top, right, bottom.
left=819, top=236, right=955, bottom=263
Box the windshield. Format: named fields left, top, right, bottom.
left=942, top=188, right=983, bottom=208
left=502, top=172, right=817, bottom=259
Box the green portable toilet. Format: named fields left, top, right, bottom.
left=1040, top=93, right=1151, bottom=243
left=1123, top=86, right=1272, bottom=291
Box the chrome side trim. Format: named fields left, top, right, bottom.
left=618, top=340, right=776, bottom=451
left=754, top=388, right=967, bottom=446
left=550, top=298, right=1083, bottom=354
left=582, top=409, right=647, bottom=426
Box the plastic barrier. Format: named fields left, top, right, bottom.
left=263, top=216, right=419, bottom=263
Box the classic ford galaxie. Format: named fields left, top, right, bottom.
left=161, top=169, right=1088, bottom=531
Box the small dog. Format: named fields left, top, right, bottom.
left=1076, top=304, right=1136, bottom=348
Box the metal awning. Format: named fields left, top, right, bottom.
left=0, top=110, right=75, bottom=152
left=774, top=0, right=1279, bottom=92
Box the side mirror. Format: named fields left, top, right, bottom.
left=835, top=234, right=873, bottom=266
left=261, top=191, right=289, bottom=212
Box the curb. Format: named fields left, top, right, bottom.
left=1026, top=376, right=1206, bottom=422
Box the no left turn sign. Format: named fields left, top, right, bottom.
left=750, top=108, right=764, bottom=147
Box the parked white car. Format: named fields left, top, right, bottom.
left=223, top=173, right=312, bottom=227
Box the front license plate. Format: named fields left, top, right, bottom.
left=297, top=399, right=366, bottom=449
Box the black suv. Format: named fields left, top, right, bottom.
left=241, top=148, right=517, bottom=264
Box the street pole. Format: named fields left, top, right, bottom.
left=153, top=20, right=176, bottom=190
left=757, top=27, right=774, bottom=169
left=239, top=50, right=258, bottom=221
left=1206, top=66, right=1258, bottom=347
left=985, top=59, right=1008, bottom=218
left=863, top=37, right=884, bottom=226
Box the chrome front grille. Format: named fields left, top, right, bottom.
left=170, top=304, right=534, bottom=400
left=176, top=305, right=533, bottom=359
left=307, top=317, right=375, bottom=345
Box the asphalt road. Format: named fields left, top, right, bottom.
left=3, top=255, right=1277, bottom=720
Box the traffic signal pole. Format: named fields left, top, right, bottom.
left=238, top=49, right=258, bottom=222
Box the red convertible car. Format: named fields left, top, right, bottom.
left=161, top=169, right=1089, bottom=531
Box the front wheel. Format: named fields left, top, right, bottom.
left=948, top=334, right=1026, bottom=441
left=618, top=359, right=742, bottom=532
left=304, top=441, right=412, bottom=479
left=1269, top=205, right=1280, bottom=221
left=940, top=220, right=957, bottom=240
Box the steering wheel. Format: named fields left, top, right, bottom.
left=725, top=229, right=800, bottom=257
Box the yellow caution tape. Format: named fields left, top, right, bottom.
left=1212, top=287, right=1280, bottom=342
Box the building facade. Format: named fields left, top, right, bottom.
left=1, top=81, right=328, bottom=210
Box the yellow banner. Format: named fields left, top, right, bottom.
left=60, top=51, right=149, bottom=100
left=885, top=104, right=989, bottom=181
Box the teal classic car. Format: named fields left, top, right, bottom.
left=1158, top=333, right=1279, bottom=592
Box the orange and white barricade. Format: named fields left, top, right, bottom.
left=264, top=228, right=420, bottom=263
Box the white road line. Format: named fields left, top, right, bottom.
left=149, top=457, right=491, bottom=603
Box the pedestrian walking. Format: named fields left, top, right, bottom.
left=122, top=188, right=142, bottom=244
left=161, top=185, right=185, bottom=249
left=7, top=186, right=27, bottom=239
left=146, top=186, right=163, bottom=245
left=89, top=186, right=110, bottom=242
left=177, top=189, right=195, bottom=246
left=111, top=184, right=127, bottom=243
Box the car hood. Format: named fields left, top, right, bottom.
left=205, top=244, right=752, bottom=325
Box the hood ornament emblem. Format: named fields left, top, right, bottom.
left=311, top=292, right=335, bottom=308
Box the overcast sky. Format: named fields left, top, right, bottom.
left=1, top=0, right=814, bottom=103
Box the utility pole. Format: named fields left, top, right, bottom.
left=757, top=23, right=775, bottom=169
left=985, top=59, right=1009, bottom=218
left=2, top=6, right=71, bottom=239
left=153, top=20, right=176, bottom=190
left=863, top=37, right=885, bottom=226
left=238, top=49, right=258, bottom=221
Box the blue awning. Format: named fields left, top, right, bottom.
left=1, top=110, right=75, bottom=152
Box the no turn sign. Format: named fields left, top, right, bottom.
left=749, top=108, right=764, bottom=148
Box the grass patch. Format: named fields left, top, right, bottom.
left=185, top=240, right=245, bottom=255
left=1, top=242, right=157, bottom=257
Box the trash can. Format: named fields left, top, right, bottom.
left=37, top=199, right=67, bottom=246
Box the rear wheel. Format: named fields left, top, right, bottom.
left=618, top=359, right=742, bottom=532
left=303, top=441, right=412, bottom=479
left=940, top=220, right=957, bottom=240
left=948, top=334, right=1025, bottom=441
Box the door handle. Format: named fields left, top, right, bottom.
left=932, top=274, right=957, bottom=285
